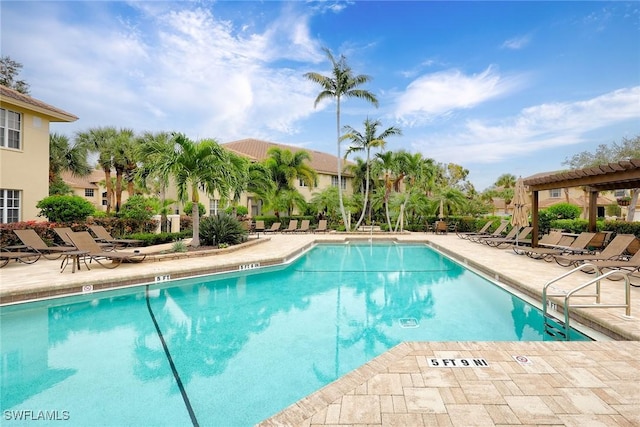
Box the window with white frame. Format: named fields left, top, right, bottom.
left=299, top=179, right=307, bottom=187
left=331, top=176, right=346, bottom=189
left=85, top=188, right=94, bottom=197
left=614, top=189, right=627, bottom=198
left=209, top=199, right=219, bottom=216
left=549, top=189, right=561, bottom=198
left=0, top=108, right=21, bottom=149
left=0, top=189, right=21, bottom=223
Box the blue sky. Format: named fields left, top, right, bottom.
left=3, top=1, right=639, bottom=190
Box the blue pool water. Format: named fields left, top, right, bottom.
left=1, top=243, right=589, bottom=426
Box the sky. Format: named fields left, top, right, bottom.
left=3, top=1, right=639, bottom=191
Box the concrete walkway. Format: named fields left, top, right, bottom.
left=1, top=232, right=639, bottom=426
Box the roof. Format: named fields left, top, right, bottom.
left=523, top=159, right=640, bottom=191
left=222, top=138, right=352, bottom=176
left=0, top=85, right=78, bottom=122
left=61, top=170, right=103, bottom=188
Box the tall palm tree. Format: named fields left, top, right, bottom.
left=342, top=118, right=402, bottom=230
left=374, top=151, right=397, bottom=231
left=304, top=47, right=379, bottom=230
left=112, top=128, right=137, bottom=212
left=76, top=126, right=118, bottom=213
left=495, top=173, right=517, bottom=214
left=138, top=133, right=235, bottom=247
left=49, top=132, right=91, bottom=183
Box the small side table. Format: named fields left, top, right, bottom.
left=60, top=251, right=90, bottom=273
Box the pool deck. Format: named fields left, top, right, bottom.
left=2, top=232, right=639, bottom=426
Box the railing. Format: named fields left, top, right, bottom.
left=542, top=264, right=632, bottom=340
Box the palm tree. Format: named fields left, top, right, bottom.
left=342, top=118, right=402, bottom=230
left=374, top=151, right=397, bottom=230
left=304, top=47, right=379, bottom=230
left=138, top=133, right=235, bottom=247
left=76, top=126, right=118, bottom=213
left=264, top=147, right=316, bottom=191
left=495, top=173, right=517, bottom=214
left=112, top=128, right=137, bottom=212
left=49, top=132, right=91, bottom=184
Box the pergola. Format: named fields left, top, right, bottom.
left=523, top=159, right=640, bottom=246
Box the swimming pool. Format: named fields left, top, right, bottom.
left=1, top=243, right=589, bottom=426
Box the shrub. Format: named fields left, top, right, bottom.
left=126, top=231, right=190, bottom=246
left=199, top=213, right=247, bottom=246
left=36, top=195, right=95, bottom=222
left=119, top=195, right=156, bottom=222
left=184, top=202, right=206, bottom=217
left=225, top=205, right=248, bottom=216
left=547, top=203, right=581, bottom=220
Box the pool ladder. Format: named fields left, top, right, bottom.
left=542, top=264, right=632, bottom=340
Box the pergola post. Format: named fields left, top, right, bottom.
left=588, top=189, right=598, bottom=232
left=531, top=190, right=539, bottom=247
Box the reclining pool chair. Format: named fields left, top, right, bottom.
left=67, top=231, right=147, bottom=269
left=484, top=226, right=532, bottom=248
left=13, top=229, right=76, bottom=260
left=0, top=250, right=41, bottom=268
left=89, top=225, right=144, bottom=248
left=281, top=220, right=298, bottom=233
left=455, top=220, right=492, bottom=239
left=314, top=219, right=328, bottom=233
left=263, top=222, right=281, bottom=233
left=295, top=219, right=310, bottom=233
left=553, top=234, right=636, bottom=267
left=513, top=232, right=597, bottom=261
left=467, top=221, right=510, bottom=243
left=580, top=249, right=640, bottom=284
left=54, top=227, right=114, bottom=251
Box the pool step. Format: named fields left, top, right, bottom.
left=543, top=314, right=568, bottom=341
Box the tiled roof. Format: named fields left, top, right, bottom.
left=61, top=170, right=104, bottom=188
left=222, top=138, right=352, bottom=176
left=0, top=85, right=78, bottom=122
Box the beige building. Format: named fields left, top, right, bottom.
left=0, top=86, right=78, bottom=222
left=222, top=138, right=353, bottom=217
left=63, top=138, right=352, bottom=218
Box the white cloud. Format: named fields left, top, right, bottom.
left=411, top=86, right=640, bottom=164
left=501, top=35, right=531, bottom=50
left=393, top=66, right=525, bottom=126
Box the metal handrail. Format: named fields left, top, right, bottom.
left=542, top=264, right=632, bottom=339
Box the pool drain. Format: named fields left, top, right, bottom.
left=399, top=318, right=419, bottom=328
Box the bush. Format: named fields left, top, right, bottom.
left=119, top=195, right=156, bottom=222
left=36, top=195, right=95, bottom=222
left=184, top=202, right=206, bottom=217
left=199, top=213, right=247, bottom=246
left=126, top=231, right=191, bottom=246
left=547, top=203, right=581, bottom=220
left=225, top=205, right=248, bottom=216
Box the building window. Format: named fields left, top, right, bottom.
left=0, top=108, right=21, bottom=149
left=614, top=189, right=627, bottom=198
left=210, top=199, right=219, bottom=216
left=0, top=189, right=21, bottom=223
left=85, top=189, right=94, bottom=197
left=549, top=189, right=561, bottom=198
left=299, top=179, right=307, bottom=187
left=331, top=176, right=346, bottom=189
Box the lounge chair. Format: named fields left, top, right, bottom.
left=515, top=230, right=564, bottom=248
left=89, top=225, right=144, bottom=248
left=467, top=221, right=510, bottom=243
left=54, top=227, right=114, bottom=250
left=513, top=232, right=597, bottom=260
left=553, top=234, right=636, bottom=267
left=281, top=220, right=298, bottom=233
left=0, top=250, right=40, bottom=268
left=434, top=221, right=448, bottom=234
left=66, top=231, right=146, bottom=269
left=13, top=229, right=76, bottom=260
left=456, top=220, right=495, bottom=239
left=263, top=222, right=281, bottom=233
left=253, top=220, right=265, bottom=234
left=295, top=219, right=310, bottom=233
left=468, top=220, right=509, bottom=243
left=314, top=220, right=328, bottom=233
left=580, top=250, right=640, bottom=285
left=484, top=227, right=532, bottom=248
